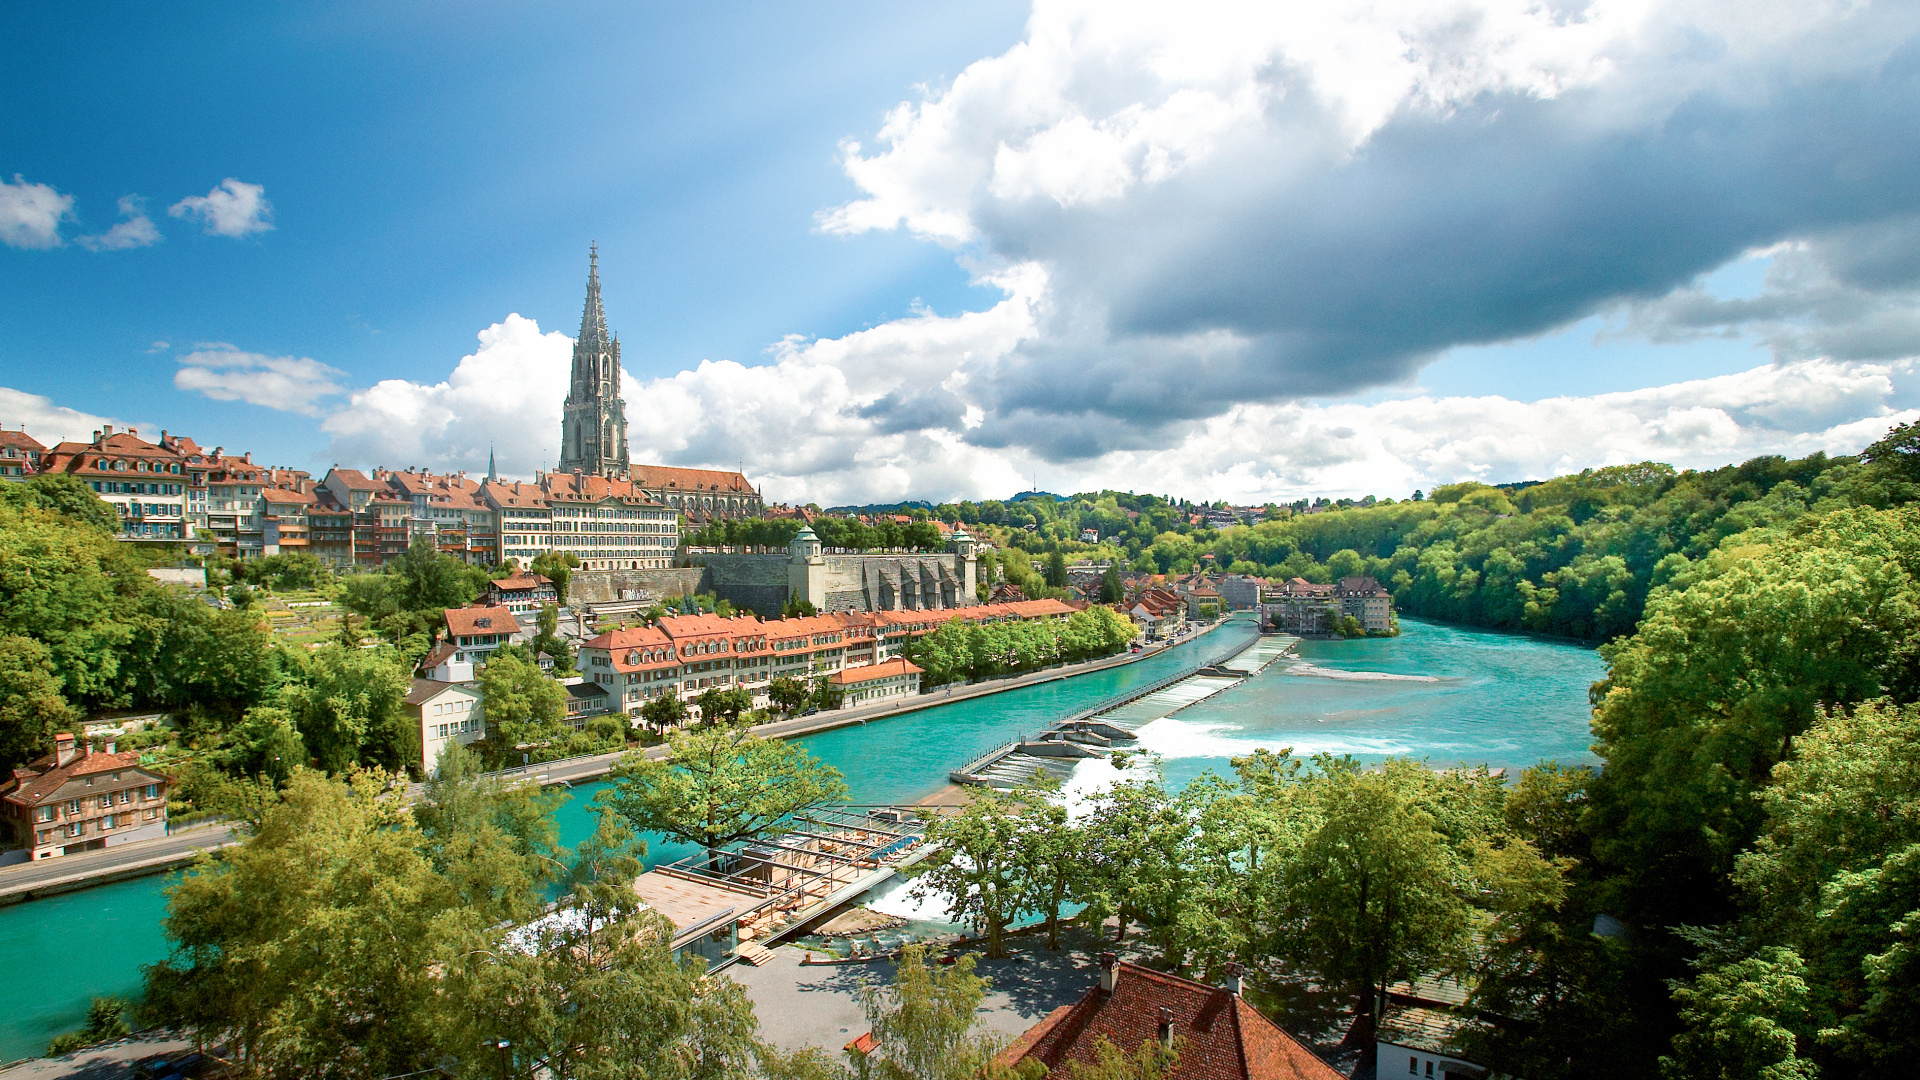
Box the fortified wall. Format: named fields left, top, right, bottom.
left=567, top=566, right=706, bottom=606
left=689, top=527, right=981, bottom=615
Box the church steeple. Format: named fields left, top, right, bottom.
left=487, top=445, right=497, bottom=483
left=557, top=243, right=630, bottom=478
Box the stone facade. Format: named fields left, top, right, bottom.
left=557, top=245, right=630, bottom=479
left=568, top=566, right=707, bottom=606
left=787, top=526, right=979, bottom=613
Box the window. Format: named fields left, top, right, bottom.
left=1410, top=1058, right=1417, bottom=1075
left=66, top=799, right=82, bottom=816
left=34, top=806, right=53, bottom=823
left=144, top=784, right=159, bottom=799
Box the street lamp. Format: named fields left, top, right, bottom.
left=491, top=1038, right=511, bottom=1080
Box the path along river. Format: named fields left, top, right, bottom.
left=0, top=616, right=1603, bottom=1061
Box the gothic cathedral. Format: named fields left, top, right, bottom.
left=557, top=244, right=630, bottom=478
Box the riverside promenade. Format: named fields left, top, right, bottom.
left=0, top=619, right=1233, bottom=903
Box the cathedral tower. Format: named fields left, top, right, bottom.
left=557, top=244, right=630, bottom=478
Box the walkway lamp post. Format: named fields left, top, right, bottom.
left=491, top=1037, right=511, bottom=1080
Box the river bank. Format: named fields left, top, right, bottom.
left=0, top=616, right=1602, bottom=1062
left=0, top=619, right=1229, bottom=906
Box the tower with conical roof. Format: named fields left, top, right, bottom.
left=557, top=244, right=630, bottom=478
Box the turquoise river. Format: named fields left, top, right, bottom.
left=0, top=616, right=1603, bottom=1061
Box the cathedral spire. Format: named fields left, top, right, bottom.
left=557, top=243, right=630, bottom=480
left=579, top=241, right=609, bottom=346
left=487, top=445, right=497, bottom=483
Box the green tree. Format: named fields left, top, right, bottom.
left=1099, top=563, right=1124, bottom=604
left=394, top=536, right=480, bottom=611
left=1662, top=942, right=1818, bottom=1080
left=859, top=946, right=1005, bottom=1080
left=530, top=550, right=580, bottom=606
left=1727, top=700, right=1920, bottom=1074
left=479, top=650, right=568, bottom=759
left=0, top=634, right=73, bottom=772
left=144, top=769, right=457, bottom=1077
left=909, top=788, right=1026, bottom=957
left=279, top=645, right=415, bottom=774
left=639, top=691, right=689, bottom=736
left=767, top=677, right=811, bottom=717
left=696, top=686, right=755, bottom=727
left=438, top=816, right=767, bottom=1080
left=596, top=726, right=849, bottom=859
left=0, top=473, right=120, bottom=532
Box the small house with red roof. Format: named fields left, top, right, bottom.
left=487, top=572, right=558, bottom=613
left=2, top=734, right=172, bottom=860
left=828, top=657, right=923, bottom=706
left=444, top=605, right=526, bottom=665
left=998, top=956, right=1343, bottom=1080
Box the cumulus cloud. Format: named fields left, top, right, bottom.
left=320, top=305, right=1915, bottom=506
left=77, top=195, right=161, bottom=252
left=814, top=0, right=1920, bottom=457
left=0, top=174, right=74, bottom=249
left=0, top=385, right=119, bottom=445
left=320, top=314, right=574, bottom=475
left=169, top=179, right=273, bottom=238
left=174, top=344, right=346, bottom=416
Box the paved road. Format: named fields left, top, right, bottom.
left=0, top=826, right=237, bottom=901
left=3, top=623, right=1233, bottom=899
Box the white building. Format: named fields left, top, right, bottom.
left=404, top=679, right=487, bottom=777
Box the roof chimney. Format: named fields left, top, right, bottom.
left=104, top=738, right=116, bottom=755
left=1157, top=1008, right=1174, bottom=1052
left=55, top=732, right=76, bottom=767
left=92, top=429, right=101, bottom=443
left=1222, top=962, right=1244, bottom=997
left=101, top=424, right=114, bottom=438
left=1098, top=952, right=1118, bottom=993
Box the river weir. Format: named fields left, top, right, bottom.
left=948, top=632, right=1299, bottom=790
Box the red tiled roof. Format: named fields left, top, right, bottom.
left=1004, top=963, right=1342, bottom=1080
left=444, top=605, right=519, bottom=637
left=0, top=430, right=46, bottom=452
left=831, top=658, right=924, bottom=685
left=405, top=678, right=462, bottom=706
left=323, top=468, right=383, bottom=491
left=490, top=573, right=553, bottom=591
left=2, top=746, right=166, bottom=808
left=628, top=464, right=755, bottom=493
left=417, top=641, right=458, bottom=673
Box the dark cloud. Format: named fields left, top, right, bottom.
left=968, top=40, right=1920, bottom=460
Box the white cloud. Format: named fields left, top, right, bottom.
left=77, top=195, right=161, bottom=251
left=168, top=179, right=273, bottom=238
left=0, top=385, right=118, bottom=446
left=809, top=0, right=1920, bottom=457
left=318, top=304, right=1913, bottom=507
left=320, top=314, right=573, bottom=475
left=174, top=344, right=346, bottom=416
left=0, top=174, right=74, bottom=250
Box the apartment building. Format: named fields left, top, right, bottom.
left=483, top=480, right=554, bottom=566
left=576, top=598, right=1077, bottom=719
left=2, top=734, right=170, bottom=860
left=0, top=428, right=45, bottom=479
left=543, top=470, right=678, bottom=570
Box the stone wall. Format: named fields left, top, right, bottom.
left=569, top=567, right=707, bottom=606
left=695, top=554, right=792, bottom=616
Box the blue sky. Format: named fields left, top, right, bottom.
left=6, top=1, right=1920, bottom=504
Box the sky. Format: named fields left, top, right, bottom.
left=6, top=0, right=1920, bottom=506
